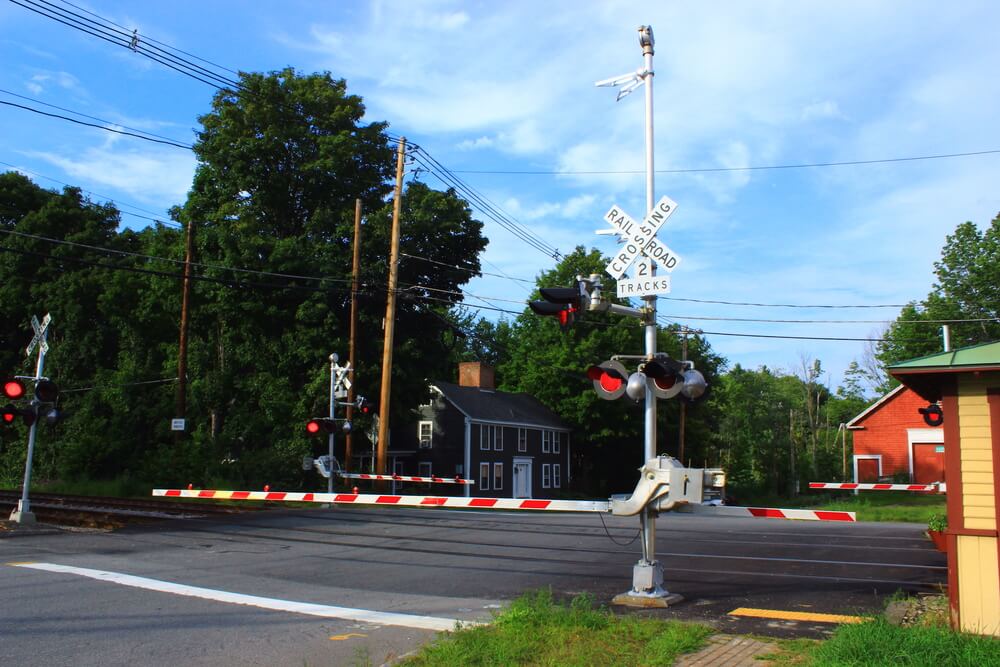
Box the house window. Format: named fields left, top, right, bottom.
left=494, top=426, right=503, bottom=451
left=480, top=424, right=490, bottom=451
left=494, top=462, right=503, bottom=491
left=553, top=463, right=561, bottom=488
left=418, top=421, right=433, bottom=448
left=542, top=430, right=551, bottom=454
left=518, top=428, right=527, bottom=452
left=479, top=462, right=490, bottom=490
left=542, top=463, right=551, bottom=488
left=553, top=432, right=561, bottom=454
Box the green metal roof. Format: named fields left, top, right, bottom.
left=889, top=340, right=1000, bottom=371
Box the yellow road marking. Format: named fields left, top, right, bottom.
left=729, top=607, right=870, bottom=624
left=329, top=633, right=367, bottom=641
left=6, top=562, right=36, bottom=566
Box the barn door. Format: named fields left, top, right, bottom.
left=913, top=443, right=945, bottom=484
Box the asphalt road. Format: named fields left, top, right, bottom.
left=0, top=505, right=946, bottom=666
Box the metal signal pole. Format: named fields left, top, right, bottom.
left=377, top=138, right=406, bottom=475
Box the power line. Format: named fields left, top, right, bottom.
left=0, top=98, right=192, bottom=149
left=399, top=252, right=534, bottom=284
left=450, top=149, right=1000, bottom=175
left=0, top=88, right=195, bottom=147
left=657, top=312, right=1000, bottom=325
left=659, top=295, right=910, bottom=309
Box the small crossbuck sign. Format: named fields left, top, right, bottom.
left=26, top=313, right=51, bottom=357
left=333, top=362, right=352, bottom=399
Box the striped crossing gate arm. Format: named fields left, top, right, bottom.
left=673, top=503, right=856, bottom=522
left=808, top=482, right=940, bottom=492
left=337, top=473, right=475, bottom=485
left=152, top=489, right=610, bottom=512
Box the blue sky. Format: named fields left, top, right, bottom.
left=2, top=1, right=1000, bottom=394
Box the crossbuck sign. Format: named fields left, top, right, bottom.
left=598, top=195, right=682, bottom=297
left=26, top=313, right=51, bottom=357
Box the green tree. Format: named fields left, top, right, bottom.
left=878, top=214, right=1000, bottom=368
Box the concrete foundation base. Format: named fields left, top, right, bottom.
left=9, top=510, right=36, bottom=524
left=612, top=591, right=684, bottom=608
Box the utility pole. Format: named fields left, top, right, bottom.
left=678, top=329, right=688, bottom=465
left=377, top=138, right=406, bottom=475
left=345, top=198, right=362, bottom=472
left=176, top=219, right=194, bottom=436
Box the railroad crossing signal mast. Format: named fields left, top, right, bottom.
left=8, top=313, right=58, bottom=524
left=594, top=24, right=683, bottom=605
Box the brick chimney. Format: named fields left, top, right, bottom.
left=458, top=362, right=495, bottom=390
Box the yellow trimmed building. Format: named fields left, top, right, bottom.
left=890, top=341, right=1000, bottom=636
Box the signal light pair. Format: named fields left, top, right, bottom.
left=306, top=418, right=352, bottom=435
left=3, top=377, right=59, bottom=403
left=587, top=358, right=707, bottom=402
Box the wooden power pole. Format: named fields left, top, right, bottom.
left=176, top=219, right=195, bottom=433
left=377, top=138, right=406, bottom=474
left=345, top=198, right=362, bottom=471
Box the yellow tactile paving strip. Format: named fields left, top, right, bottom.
left=729, top=607, right=870, bottom=624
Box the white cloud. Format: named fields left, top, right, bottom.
left=27, top=147, right=195, bottom=206
left=801, top=101, right=844, bottom=121
left=457, top=136, right=494, bottom=150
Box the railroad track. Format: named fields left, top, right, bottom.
left=0, top=490, right=265, bottom=529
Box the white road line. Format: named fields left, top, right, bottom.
left=11, top=562, right=465, bottom=632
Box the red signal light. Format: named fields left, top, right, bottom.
left=2, top=405, right=16, bottom=425
left=588, top=361, right=628, bottom=400
left=306, top=419, right=322, bottom=435
left=3, top=378, right=25, bottom=400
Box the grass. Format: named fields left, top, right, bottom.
left=743, top=490, right=946, bottom=523
left=398, top=590, right=712, bottom=667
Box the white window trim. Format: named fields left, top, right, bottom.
left=542, top=431, right=551, bottom=454
left=418, top=420, right=433, bottom=449
left=518, top=428, right=527, bottom=452
left=493, top=462, right=503, bottom=491
left=418, top=461, right=433, bottom=477
left=479, top=462, right=490, bottom=490
left=852, top=454, right=882, bottom=483
left=480, top=424, right=490, bottom=451
left=542, top=463, right=551, bottom=488
left=553, top=431, right=560, bottom=454
left=553, top=463, right=561, bottom=488
left=494, top=426, right=503, bottom=451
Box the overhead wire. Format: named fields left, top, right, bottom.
left=450, top=148, right=1000, bottom=175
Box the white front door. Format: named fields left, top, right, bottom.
left=513, top=461, right=531, bottom=498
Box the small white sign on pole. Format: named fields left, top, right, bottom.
left=170, top=418, right=186, bottom=432
left=617, top=275, right=671, bottom=298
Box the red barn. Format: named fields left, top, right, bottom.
left=846, top=385, right=945, bottom=484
